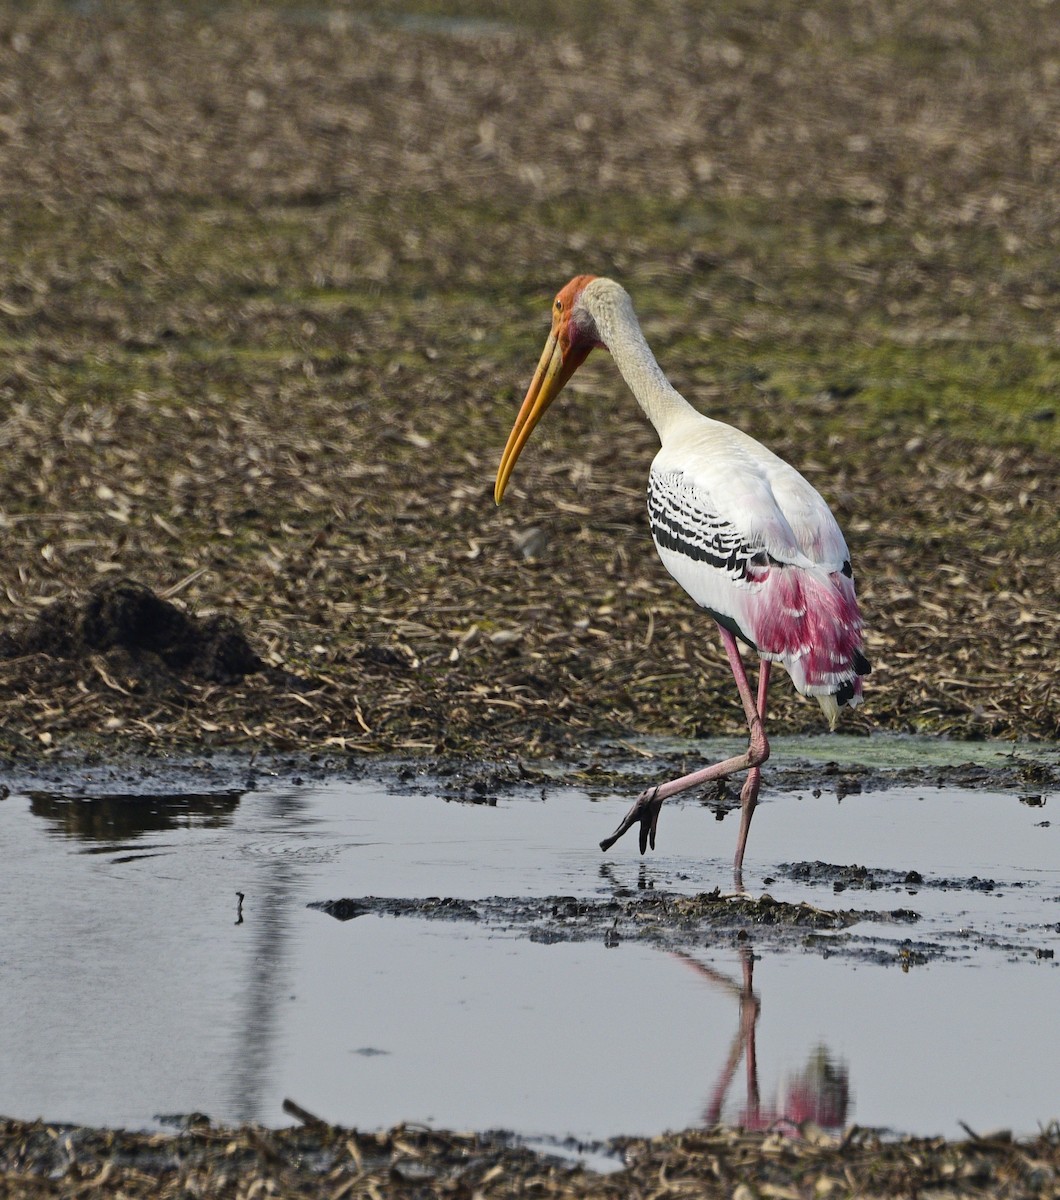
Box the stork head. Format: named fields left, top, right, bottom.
left=494, top=274, right=601, bottom=504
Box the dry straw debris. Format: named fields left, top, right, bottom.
left=2, top=1116, right=1058, bottom=1199
left=0, top=1, right=1057, bottom=760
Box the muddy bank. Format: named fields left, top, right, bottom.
left=2, top=732, right=1056, bottom=802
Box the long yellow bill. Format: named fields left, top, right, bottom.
left=494, top=330, right=587, bottom=503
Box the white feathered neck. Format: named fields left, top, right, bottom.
left=576, top=277, right=699, bottom=440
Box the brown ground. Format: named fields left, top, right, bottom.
left=0, top=0, right=1056, bottom=765
left=0, top=2, right=1058, bottom=1194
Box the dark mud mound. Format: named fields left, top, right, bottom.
left=0, top=579, right=262, bottom=686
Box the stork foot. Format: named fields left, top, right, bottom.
left=599, top=785, right=664, bottom=855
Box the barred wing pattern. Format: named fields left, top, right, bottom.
left=647, top=467, right=868, bottom=713
left=647, top=467, right=774, bottom=582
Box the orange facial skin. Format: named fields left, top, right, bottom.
left=494, top=275, right=599, bottom=504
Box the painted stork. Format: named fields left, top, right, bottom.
left=494, top=275, right=870, bottom=874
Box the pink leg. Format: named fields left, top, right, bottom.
left=599, top=625, right=770, bottom=859
left=734, top=660, right=771, bottom=874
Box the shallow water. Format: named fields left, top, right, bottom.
left=0, top=771, right=1056, bottom=1141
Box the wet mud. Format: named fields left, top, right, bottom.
left=305, top=849, right=1058, bottom=966
left=3, top=737, right=1055, bottom=826
left=310, top=887, right=921, bottom=957
left=780, top=859, right=1035, bottom=894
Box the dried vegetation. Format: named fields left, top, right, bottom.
left=0, top=0, right=1057, bottom=761
left=3, top=1116, right=1059, bottom=1199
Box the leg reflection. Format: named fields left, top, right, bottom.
left=673, top=946, right=850, bottom=1133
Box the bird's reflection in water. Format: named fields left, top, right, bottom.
left=676, top=947, right=850, bottom=1134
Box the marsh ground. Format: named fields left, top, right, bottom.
left=0, top=0, right=1056, bottom=763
